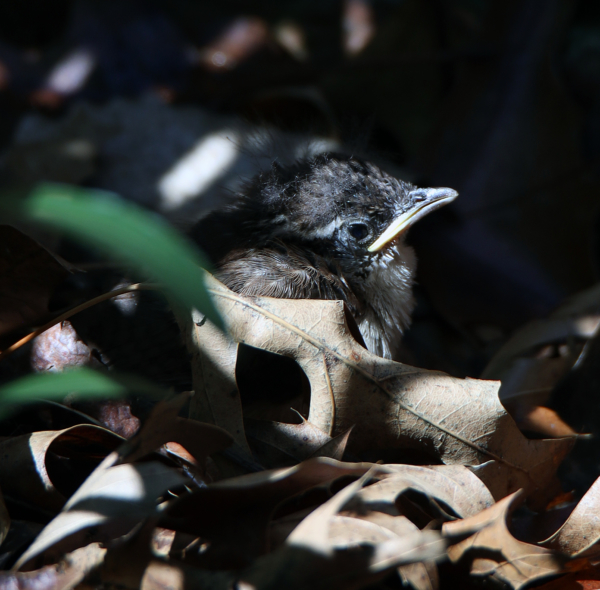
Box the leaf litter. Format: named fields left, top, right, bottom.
left=0, top=243, right=599, bottom=588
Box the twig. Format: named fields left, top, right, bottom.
left=0, top=282, right=158, bottom=361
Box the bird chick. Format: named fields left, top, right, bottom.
left=191, top=153, right=457, bottom=359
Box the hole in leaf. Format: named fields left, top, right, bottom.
left=236, top=344, right=311, bottom=424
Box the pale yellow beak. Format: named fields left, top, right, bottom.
left=368, top=187, right=458, bottom=253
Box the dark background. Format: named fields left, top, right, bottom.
left=0, top=0, right=599, bottom=379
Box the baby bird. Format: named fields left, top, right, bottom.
left=191, top=153, right=457, bottom=359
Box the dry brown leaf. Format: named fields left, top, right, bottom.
left=163, top=457, right=375, bottom=568
left=141, top=559, right=235, bottom=590
left=328, top=514, right=396, bottom=546
left=0, top=542, right=106, bottom=590
left=15, top=461, right=187, bottom=570
left=444, top=491, right=566, bottom=590
left=349, top=464, right=495, bottom=520
left=482, top=316, right=599, bottom=380
left=0, top=225, right=73, bottom=338
left=344, top=512, right=438, bottom=590
left=482, top=283, right=600, bottom=416
left=338, top=464, right=493, bottom=590
left=122, top=391, right=233, bottom=465
left=0, top=424, right=123, bottom=512
left=310, top=426, right=353, bottom=460
left=541, top=476, right=600, bottom=558
left=514, top=405, right=580, bottom=439
left=328, top=514, right=439, bottom=589
left=245, top=418, right=351, bottom=467
left=238, top=470, right=445, bottom=590
left=185, top=275, right=573, bottom=505
left=177, top=310, right=252, bottom=462
left=31, top=320, right=105, bottom=372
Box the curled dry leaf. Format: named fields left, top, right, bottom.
left=443, top=492, right=566, bottom=590
left=30, top=320, right=104, bottom=372
left=482, top=283, right=600, bottom=436
left=184, top=275, right=573, bottom=505
left=163, top=457, right=374, bottom=568
left=121, top=391, right=233, bottom=465
left=0, top=424, right=123, bottom=512
left=541, top=475, right=600, bottom=558
left=245, top=418, right=350, bottom=466
left=141, top=560, right=236, bottom=590
left=0, top=542, right=106, bottom=590
left=177, top=309, right=250, bottom=459
left=15, top=461, right=187, bottom=570
left=349, top=464, right=495, bottom=520
left=240, top=471, right=446, bottom=590
left=340, top=464, right=494, bottom=590
left=342, top=512, right=438, bottom=590
left=515, top=405, right=580, bottom=439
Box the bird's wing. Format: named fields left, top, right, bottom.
left=215, top=240, right=363, bottom=316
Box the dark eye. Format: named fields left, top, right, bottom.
left=348, top=223, right=370, bottom=241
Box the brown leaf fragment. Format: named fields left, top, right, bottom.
left=163, top=457, right=375, bottom=568
left=541, top=476, right=600, bottom=558
left=15, top=461, right=187, bottom=570
left=190, top=275, right=573, bottom=506
left=0, top=542, right=106, bottom=590
left=177, top=308, right=251, bottom=460
left=515, top=404, right=580, bottom=439
left=309, top=426, right=353, bottom=461
left=240, top=472, right=446, bottom=590
left=0, top=226, right=73, bottom=338
left=444, top=492, right=566, bottom=590
left=482, top=284, right=600, bottom=424
left=245, top=418, right=333, bottom=465
left=93, top=399, right=141, bottom=438
left=328, top=514, right=397, bottom=546
left=122, top=391, right=233, bottom=466
left=141, top=560, right=235, bottom=590
left=353, top=464, right=495, bottom=519
left=0, top=424, right=123, bottom=513
left=31, top=320, right=104, bottom=372
left=342, top=512, right=439, bottom=590
left=532, top=566, right=600, bottom=590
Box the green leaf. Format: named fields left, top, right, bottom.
left=13, top=183, right=223, bottom=329
left=0, top=367, right=167, bottom=418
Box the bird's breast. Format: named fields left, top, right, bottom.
left=353, top=243, right=416, bottom=360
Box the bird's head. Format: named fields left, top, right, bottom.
left=230, top=154, right=457, bottom=273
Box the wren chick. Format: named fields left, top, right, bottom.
left=191, top=153, right=457, bottom=359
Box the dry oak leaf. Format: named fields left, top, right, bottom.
left=239, top=470, right=446, bottom=590
left=0, top=424, right=123, bottom=513
left=0, top=542, right=106, bottom=590
left=348, top=464, right=495, bottom=520
left=189, top=275, right=574, bottom=503
left=162, top=457, right=376, bottom=568
left=443, top=491, right=566, bottom=590
left=541, top=475, right=600, bottom=558
left=245, top=418, right=351, bottom=466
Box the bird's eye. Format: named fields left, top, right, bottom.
left=348, top=223, right=370, bottom=241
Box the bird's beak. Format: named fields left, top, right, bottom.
left=368, top=187, right=458, bottom=252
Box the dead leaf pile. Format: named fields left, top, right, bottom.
left=3, top=234, right=600, bottom=588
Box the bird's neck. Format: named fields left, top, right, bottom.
left=349, top=242, right=417, bottom=360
